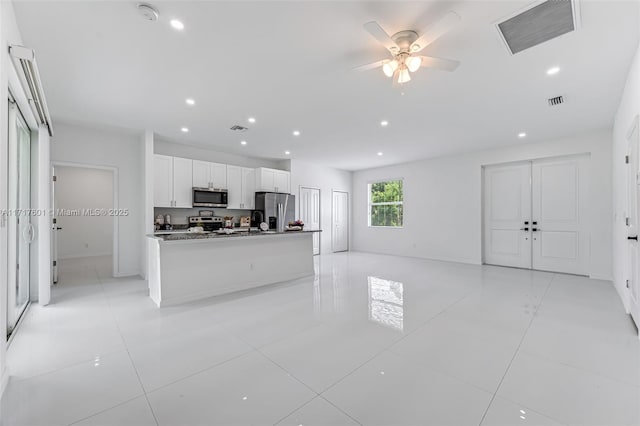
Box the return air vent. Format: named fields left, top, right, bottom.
left=548, top=95, right=565, bottom=106
left=229, top=125, right=249, bottom=132
left=497, top=0, right=579, bottom=55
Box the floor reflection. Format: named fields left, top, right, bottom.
left=368, top=276, right=404, bottom=331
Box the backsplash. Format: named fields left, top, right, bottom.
left=153, top=207, right=253, bottom=226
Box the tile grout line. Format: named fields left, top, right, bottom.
left=476, top=273, right=557, bottom=426
left=95, top=266, right=161, bottom=426
left=315, top=290, right=477, bottom=399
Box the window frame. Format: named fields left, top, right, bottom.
left=367, top=178, right=404, bottom=228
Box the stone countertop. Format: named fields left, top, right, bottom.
left=148, top=229, right=321, bottom=242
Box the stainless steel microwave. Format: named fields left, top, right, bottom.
left=192, top=187, right=228, bottom=208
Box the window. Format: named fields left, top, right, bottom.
left=368, top=179, right=403, bottom=227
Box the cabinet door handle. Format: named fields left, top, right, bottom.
left=628, top=236, right=638, bottom=241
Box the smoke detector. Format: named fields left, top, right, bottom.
left=137, top=3, right=159, bottom=21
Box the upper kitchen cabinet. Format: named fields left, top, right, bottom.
left=193, top=160, right=227, bottom=189
left=154, top=155, right=193, bottom=208
left=227, top=165, right=255, bottom=209
left=255, top=167, right=290, bottom=193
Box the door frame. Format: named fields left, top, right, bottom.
left=331, top=190, right=349, bottom=253
left=51, top=161, right=119, bottom=278
left=299, top=185, right=321, bottom=255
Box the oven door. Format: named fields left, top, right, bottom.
left=193, top=188, right=228, bottom=207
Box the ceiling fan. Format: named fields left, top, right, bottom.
left=356, top=11, right=461, bottom=86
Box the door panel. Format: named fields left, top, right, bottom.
left=332, top=191, right=348, bottom=252
left=211, top=163, right=227, bottom=189
left=627, top=120, right=640, bottom=329
left=483, top=162, right=532, bottom=268
left=241, top=167, right=255, bottom=209
left=7, top=100, right=32, bottom=336
left=532, top=156, right=588, bottom=275
left=300, top=187, right=320, bottom=255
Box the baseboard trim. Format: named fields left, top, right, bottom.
left=113, top=270, right=142, bottom=278
left=589, top=274, right=614, bottom=281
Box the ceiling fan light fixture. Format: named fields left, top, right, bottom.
left=406, top=56, right=422, bottom=72
left=397, top=68, right=411, bottom=84
left=382, top=59, right=399, bottom=77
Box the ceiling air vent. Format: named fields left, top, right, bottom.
left=497, top=0, right=579, bottom=55
left=229, top=125, right=249, bottom=132
left=548, top=95, right=564, bottom=106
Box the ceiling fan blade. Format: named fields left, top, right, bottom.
left=363, top=21, right=400, bottom=53
left=353, top=59, right=387, bottom=72
left=410, top=11, right=461, bottom=53
left=418, top=56, right=460, bottom=72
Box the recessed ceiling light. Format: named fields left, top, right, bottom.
left=546, top=66, right=560, bottom=75
left=248, top=117, right=256, bottom=123
left=518, top=132, right=527, bottom=138
left=380, top=120, right=389, bottom=127
left=240, top=140, right=247, bottom=145
left=185, top=98, right=195, bottom=106
left=377, top=152, right=383, bottom=156
left=292, top=130, right=300, bottom=136
left=285, top=150, right=291, bottom=155
left=170, top=19, right=184, bottom=30
left=181, top=127, right=189, bottom=133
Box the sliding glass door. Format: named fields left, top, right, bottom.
left=7, top=97, right=33, bottom=337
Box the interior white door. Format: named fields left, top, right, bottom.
left=483, top=162, right=532, bottom=269
left=332, top=190, right=348, bottom=252
left=626, top=121, right=640, bottom=329
left=531, top=156, right=589, bottom=275
left=300, top=187, right=320, bottom=255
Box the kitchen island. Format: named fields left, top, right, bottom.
left=147, top=230, right=320, bottom=307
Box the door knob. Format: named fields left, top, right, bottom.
left=628, top=236, right=638, bottom=241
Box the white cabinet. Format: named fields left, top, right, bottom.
left=242, top=168, right=255, bottom=210
left=227, top=165, right=255, bottom=209
left=154, top=155, right=173, bottom=208
left=173, top=157, right=193, bottom=208
left=153, top=154, right=193, bottom=208
left=193, top=160, right=227, bottom=189
left=255, top=167, right=290, bottom=193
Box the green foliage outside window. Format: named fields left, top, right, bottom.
left=369, top=180, right=403, bottom=227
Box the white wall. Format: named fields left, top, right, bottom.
left=352, top=130, right=613, bottom=280
left=51, top=122, right=143, bottom=277
left=155, top=139, right=287, bottom=170
left=612, top=41, right=640, bottom=309
left=289, top=160, right=352, bottom=254
left=54, top=166, right=113, bottom=259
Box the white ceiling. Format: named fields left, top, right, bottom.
left=13, top=0, right=640, bottom=171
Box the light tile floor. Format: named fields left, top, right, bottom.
left=1, top=253, right=639, bottom=426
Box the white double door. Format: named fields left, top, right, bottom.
left=484, top=155, right=589, bottom=275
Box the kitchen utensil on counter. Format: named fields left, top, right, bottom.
left=224, top=216, right=234, bottom=228
left=259, top=222, right=269, bottom=231
left=240, top=216, right=251, bottom=228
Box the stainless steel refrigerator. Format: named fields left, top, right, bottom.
left=254, top=192, right=295, bottom=232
